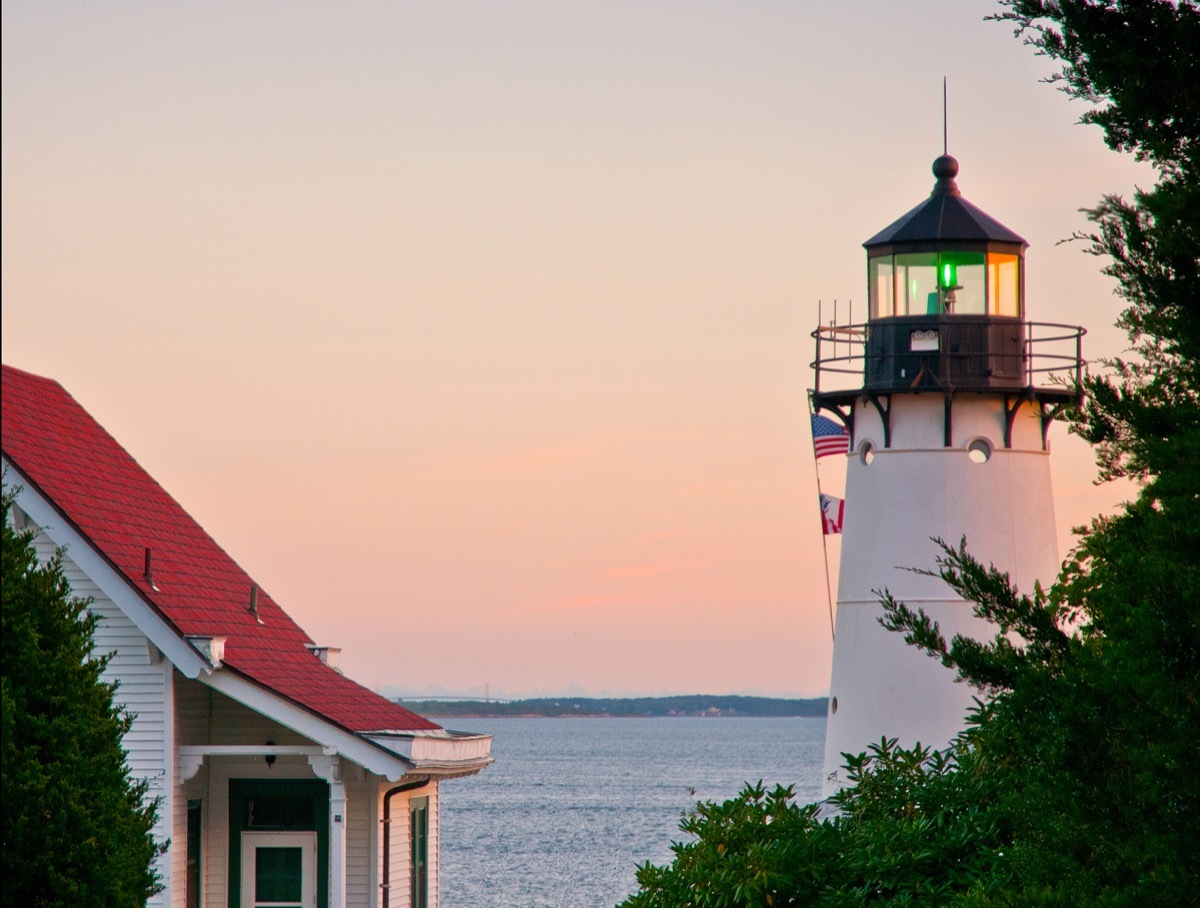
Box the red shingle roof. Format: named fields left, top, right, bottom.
left=2, top=364, right=438, bottom=733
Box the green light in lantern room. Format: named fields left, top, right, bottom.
left=940, top=259, right=957, bottom=289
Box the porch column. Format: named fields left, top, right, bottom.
left=309, top=752, right=347, bottom=908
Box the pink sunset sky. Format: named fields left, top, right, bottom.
left=2, top=1, right=1149, bottom=698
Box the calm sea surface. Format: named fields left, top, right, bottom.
left=438, top=716, right=827, bottom=908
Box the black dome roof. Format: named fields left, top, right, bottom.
left=863, top=155, right=1027, bottom=250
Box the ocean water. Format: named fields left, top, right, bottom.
left=438, top=716, right=827, bottom=908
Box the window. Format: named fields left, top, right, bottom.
left=187, top=800, right=201, bottom=908
left=868, top=250, right=1016, bottom=317
left=411, top=797, right=429, bottom=908
left=895, top=252, right=939, bottom=315
left=987, top=253, right=1020, bottom=316
left=869, top=256, right=895, bottom=319
left=967, top=438, right=993, bottom=464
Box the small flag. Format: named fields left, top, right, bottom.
left=820, top=494, right=844, bottom=535
left=811, top=414, right=850, bottom=459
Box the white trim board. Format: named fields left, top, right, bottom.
left=4, top=459, right=210, bottom=679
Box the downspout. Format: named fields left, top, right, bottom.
left=381, top=777, right=431, bottom=908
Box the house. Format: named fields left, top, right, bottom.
left=1, top=364, right=492, bottom=908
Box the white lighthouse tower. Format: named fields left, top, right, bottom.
left=812, top=153, right=1083, bottom=793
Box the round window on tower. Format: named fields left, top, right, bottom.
left=859, top=440, right=876, bottom=466
left=967, top=438, right=993, bottom=464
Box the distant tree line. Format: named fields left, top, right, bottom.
left=399, top=695, right=827, bottom=719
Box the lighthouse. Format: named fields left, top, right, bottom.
left=811, top=153, right=1083, bottom=793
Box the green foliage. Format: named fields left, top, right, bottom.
left=1, top=491, right=163, bottom=908
left=994, top=1, right=1200, bottom=492
left=883, top=533, right=1199, bottom=905
left=619, top=737, right=1010, bottom=908
left=620, top=3, right=1199, bottom=905
left=826, top=735, right=1006, bottom=906
left=623, top=782, right=832, bottom=908
left=990, top=0, right=1200, bottom=174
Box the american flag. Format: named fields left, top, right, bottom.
left=820, top=494, right=845, bottom=535
left=811, top=414, right=850, bottom=459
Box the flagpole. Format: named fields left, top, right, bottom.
left=808, top=392, right=837, bottom=642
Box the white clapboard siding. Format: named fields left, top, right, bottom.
left=429, top=785, right=439, bottom=908
left=345, top=778, right=378, bottom=908
left=175, top=673, right=310, bottom=746
left=30, top=531, right=174, bottom=906
left=384, top=787, right=410, bottom=908
left=171, top=777, right=190, bottom=908
left=211, top=683, right=313, bottom=745
left=203, top=762, right=233, bottom=908
left=381, top=782, right=440, bottom=908
left=175, top=670, right=211, bottom=745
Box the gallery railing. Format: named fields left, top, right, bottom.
left=811, top=319, right=1085, bottom=400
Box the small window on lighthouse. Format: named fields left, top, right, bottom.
left=987, top=253, right=1021, bottom=316
left=859, top=441, right=876, bottom=465
left=869, top=256, right=896, bottom=319
left=967, top=438, right=992, bottom=464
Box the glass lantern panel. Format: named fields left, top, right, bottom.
left=895, top=252, right=938, bottom=315
left=987, top=252, right=1020, bottom=316
left=869, top=256, right=895, bottom=319
left=937, top=251, right=985, bottom=314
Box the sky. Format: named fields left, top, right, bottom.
left=2, top=1, right=1153, bottom=699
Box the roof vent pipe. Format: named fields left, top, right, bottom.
left=143, top=547, right=159, bottom=591
left=249, top=584, right=262, bottom=623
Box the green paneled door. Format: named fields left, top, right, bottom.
left=240, top=832, right=316, bottom=908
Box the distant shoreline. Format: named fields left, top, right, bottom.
left=395, top=694, right=828, bottom=720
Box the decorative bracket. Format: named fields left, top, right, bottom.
left=1003, top=393, right=1023, bottom=449
left=308, top=748, right=343, bottom=784
left=862, top=394, right=892, bottom=448
left=813, top=399, right=855, bottom=447
left=179, top=753, right=205, bottom=782
left=1039, top=401, right=1065, bottom=451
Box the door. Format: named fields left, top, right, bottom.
left=240, top=831, right=317, bottom=908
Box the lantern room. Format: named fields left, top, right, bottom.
left=861, top=154, right=1029, bottom=391
left=809, top=152, right=1085, bottom=443
left=866, top=155, right=1025, bottom=320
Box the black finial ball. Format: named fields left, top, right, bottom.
left=933, top=154, right=959, bottom=180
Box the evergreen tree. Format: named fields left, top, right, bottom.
left=1, top=491, right=163, bottom=907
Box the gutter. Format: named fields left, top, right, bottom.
left=381, top=776, right=431, bottom=908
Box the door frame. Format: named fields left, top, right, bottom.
left=228, top=778, right=329, bottom=908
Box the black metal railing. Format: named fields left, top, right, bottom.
left=811, top=319, right=1086, bottom=397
